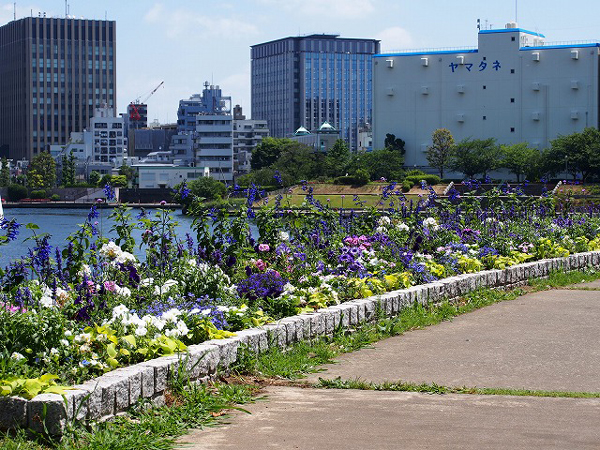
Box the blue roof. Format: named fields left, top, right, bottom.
left=375, top=49, right=478, bottom=57
left=479, top=28, right=545, bottom=38
left=520, top=43, right=600, bottom=51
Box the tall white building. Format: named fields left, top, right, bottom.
left=195, top=113, right=234, bottom=184
left=373, top=23, right=600, bottom=170
left=233, top=118, right=269, bottom=176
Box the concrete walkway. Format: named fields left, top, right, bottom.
left=179, top=286, right=600, bottom=449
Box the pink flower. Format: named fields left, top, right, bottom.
left=103, top=281, right=117, bottom=292
left=255, top=259, right=267, bottom=271
left=258, top=243, right=270, bottom=252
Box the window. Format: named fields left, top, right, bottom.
left=483, top=85, right=486, bottom=90
left=510, top=127, right=515, bottom=132
left=510, top=98, right=515, bottom=103
left=483, top=116, right=487, bottom=120
left=511, top=36, right=516, bottom=42
left=510, top=69, right=515, bottom=74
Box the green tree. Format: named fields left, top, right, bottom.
left=118, top=164, right=136, bottom=186
left=543, top=128, right=600, bottom=181
left=384, top=133, right=406, bottom=154
left=272, top=141, right=319, bottom=182
left=324, top=139, right=351, bottom=177
left=251, top=137, right=291, bottom=171
left=449, top=138, right=500, bottom=179
left=426, top=128, right=455, bottom=179
left=188, top=176, right=227, bottom=201
left=89, top=171, right=102, bottom=186
left=500, top=143, right=541, bottom=182
left=61, top=152, right=76, bottom=186
left=0, top=157, right=10, bottom=187
left=27, top=151, right=56, bottom=190
left=350, top=148, right=404, bottom=181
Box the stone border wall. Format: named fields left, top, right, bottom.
left=2, top=251, right=599, bottom=435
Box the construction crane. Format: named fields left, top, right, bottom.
left=129, top=81, right=164, bottom=123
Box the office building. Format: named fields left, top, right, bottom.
left=251, top=34, right=380, bottom=150
left=232, top=106, right=269, bottom=176
left=372, top=22, right=600, bottom=170
left=170, top=83, right=234, bottom=183
left=0, top=15, right=116, bottom=161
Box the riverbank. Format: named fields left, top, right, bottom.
left=2, top=201, right=180, bottom=210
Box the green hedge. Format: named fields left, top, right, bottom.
left=7, top=184, right=28, bottom=201
left=403, top=174, right=441, bottom=187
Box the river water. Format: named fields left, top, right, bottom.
left=0, top=207, right=201, bottom=268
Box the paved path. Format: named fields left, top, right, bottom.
left=179, top=286, right=600, bottom=449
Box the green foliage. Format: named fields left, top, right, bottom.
left=349, top=148, right=404, bottom=181
left=426, top=128, right=455, bottom=178
left=384, top=133, right=405, bottom=154
left=0, top=157, right=9, bottom=187
left=27, top=152, right=56, bottom=190
left=118, top=164, right=136, bottom=185
left=544, top=127, right=600, bottom=181
left=405, top=169, right=426, bottom=177
left=29, top=190, right=47, bottom=199
left=450, top=137, right=500, bottom=178
left=403, top=174, right=441, bottom=187
left=7, top=183, right=27, bottom=201
left=88, top=171, right=101, bottom=186
left=187, top=177, right=227, bottom=202
left=61, top=151, right=77, bottom=187
left=500, top=142, right=541, bottom=182
left=271, top=141, right=321, bottom=182
left=50, top=194, right=60, bottom=201
left=0, top=373, right=72, bottom=399
left=323, top=139, right=351, bottom=177
left=251, top=137, right=290, bottom=170
left=333, top=170, right=369, bottom=186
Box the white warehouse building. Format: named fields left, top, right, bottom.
left=372, top=22, right=600, bottom=171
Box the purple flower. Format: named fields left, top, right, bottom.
left=103, top=183, right=116, bottom=201
left=258, top=243, right=270, bottom=252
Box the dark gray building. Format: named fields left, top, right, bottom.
left=251, top=34, right=379, bottom=150
left=0, top=16, right=116, bottom=161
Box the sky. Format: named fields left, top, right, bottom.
left=1, top=0, right=599, bottom=125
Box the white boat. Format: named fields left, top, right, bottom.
left=0, top=195, right=3, bottom=219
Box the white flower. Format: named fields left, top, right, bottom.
left=176, top=320, right=189, bottom=336
left=187, top=258, right=197, bottom=267
left=112, top=304, right=130, bottom=318
left=396, top=222, right=410, bottom=232
left=11, top=352, right=25, bottom=360
left=79, top=264, right=92, bottom=277
left=378, top=216, right=391, bottom=227
left=278, top=231, right=290, bottom=242
left=154, top=279, right=178, bottom=296
left=50, top=348, right=59, bottom=355
left=140, top=278, right=154, bottom=287
left=64, top=330, right=72, bottom=337
left=423, top=217, right=439, bottom=231
left=60, top=339, right=69, bottom=346
left=375, top=226, right=386, bottom=234
left=162, top=308, right=182, bottom=323
left=115, top=285, right=131, bottom=297
left=40, top=295, right=55, bottom=308
left=116, top=251, right=136, bottom=264
left=135, top=326, right=148, bottom=337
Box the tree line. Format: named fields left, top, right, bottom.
left=426, top=127, right=600, bottom=182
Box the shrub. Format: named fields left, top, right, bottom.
left=333, top=170, right=369, bottom=187
left=50, top=194, right=60, bottom=201
left=405, top=169, right=427, bottom=177
left=30, top=189, right=47, bottom=199
left=404, top=174, right=441, bottom=187
left=401, top=180, right=413, bottom=192
left=7, top=184, right=28, bottom=201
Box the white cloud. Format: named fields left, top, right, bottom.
left=144, top=3, right=258, bottom=40
left=256, top=0, right=374, bottom=19
left=0, top=3, right=56, bottom=26
left=376, top=26, right=414, bottom=51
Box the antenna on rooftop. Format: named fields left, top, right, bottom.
left=477, top=19, right=480, bottom=30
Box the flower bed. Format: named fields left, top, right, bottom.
left=1, top=181, right=600, bottom=432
